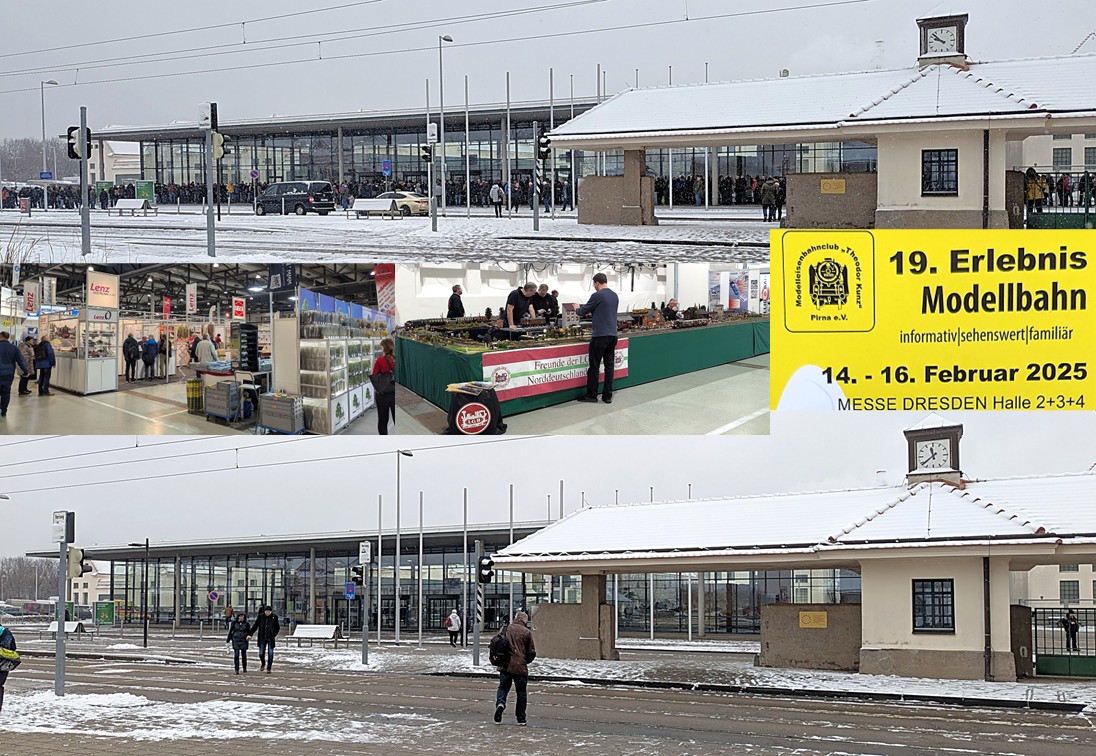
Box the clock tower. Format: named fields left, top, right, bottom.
left=916, top=13, right=969, bottom=69
left=903, top=414, right=964, bottom=487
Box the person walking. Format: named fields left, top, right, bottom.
left=1062, top=609, right=1081, bottom=652
left=250, top=606, right=280, bottom=673
left=17, top=336, right=36, bottom=396
left=0, top=332, right=28, bottom=419
left=492, top=610, right=536, bottom=726
left=371, top=337, right=396, bottom=435
left=141, top=335, right=158, bottom=380
left=223, top=604, right=234, bottom=630
left=761, top=177, right=779, bottom=221
left=575, top=273, right=620, bottom=405
left=561, top=179, right=573, bottom=212
left=445, top=609, right=462, bottom=647
left=490, top=180, right=504, bottom=218
left=226, top=611, right=252, bottom=674
left=0, top=622, right=18, bottom=713
left=122, top=334, right=140, bottom=383
left=447, top=285, right=465, bottom=319
left=33, top=337, right=55, bottom=397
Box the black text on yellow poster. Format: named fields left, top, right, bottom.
left=771, top=229, right=1095, bottom=411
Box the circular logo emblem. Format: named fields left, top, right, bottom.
left=491, top=366, right=511, bottom=387
left=455, top=402, right=492, bottom=434
left=614, top=351, right=624, bottom=368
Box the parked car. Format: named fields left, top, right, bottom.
left=255, top=181, right=335, bottom=216
left=375, top=191, right=429, bottom=217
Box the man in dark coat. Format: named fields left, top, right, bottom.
left=250, top=606, right=281, bottom=674
left=0, top=332, right=28, bottom=418
left=493, top=611, right=536, bottom=726
left=0, top=622, right=17, bottom=712
left=226, top=612, right=251, bottom=674
left=142, top=336, right=158, bottom=380
left=447, top=284, right=465, bottom=319
left=122, top=334, right=140, bottom=383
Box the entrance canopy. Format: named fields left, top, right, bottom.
left=547, top=55, right=1096, bottom=150
left=494, top=472, right=1096, bottom=574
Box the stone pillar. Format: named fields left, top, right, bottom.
left=581, top=574, right=619, bottom=661
left=622, top=149, right=657, bottom=226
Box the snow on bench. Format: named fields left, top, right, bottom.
left=348, top=198, right=401, bottom=219
left=112, top=199, right=159, bottom=216
left=42, top=621, right=93, bottom=640
left=288, top=624, right=347, bottom=648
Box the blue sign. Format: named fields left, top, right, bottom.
left=382, top=160, right=391, bottom=177
left=318, top=293, right=336, bottom=313
left=40, top=171, right=53, bottom=180
left=345, top=582, right=356, bottom=600
left=249, top=168, right=260, bottom=180
left=297, top=287, right=318, bottom=312
left=350, top=303, right=363, bottom=319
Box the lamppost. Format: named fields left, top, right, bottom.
left=128, top=539, right=150, bottom=648
left=394, top=449, right=413, bottom=644
left=438, top=35, right=453, bottom=216
left=40, top=79, right=58, bottom=210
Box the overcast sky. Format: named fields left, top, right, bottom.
left=1, top=0, right=1091, bottom=138
left=2, top=412, right=1094, bottom=557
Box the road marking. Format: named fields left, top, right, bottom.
left=706, top=408, right=768, bottom=435
left=82, top=397, right=202, bottom=433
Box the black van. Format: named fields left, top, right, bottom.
left=255, top=181, right=335, bottom=216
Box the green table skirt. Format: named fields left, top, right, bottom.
left=397, top=319, right=769, bottom=416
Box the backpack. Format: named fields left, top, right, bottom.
left=488, top=628, right=511, bottom=668
left=0, top=626, right=18, bottom=672
left=444, top=616, right=452, bottom=629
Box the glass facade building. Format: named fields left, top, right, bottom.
left=95, top=529, right=860, bottom=637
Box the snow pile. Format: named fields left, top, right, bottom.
left=0, top=691, right=439, bottom=743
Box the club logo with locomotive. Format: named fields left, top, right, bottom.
left=780, top=230, right=876, bottom=334
left=491, top=366, right=512, bottom=388
left=455, top=402, right=492, bottom=434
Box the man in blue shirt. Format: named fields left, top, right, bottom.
left=575, top=273, right=620, bottom=404
left=0, top=332, right=29, bottom=419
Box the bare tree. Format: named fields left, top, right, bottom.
left=0, top=137, right=68, bottom=183
left=0, top=557, right=58, bottom=603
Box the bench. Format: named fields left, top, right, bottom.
left=348, top=198, right=401, bottom=219
left=288, top=624, right=347, bottom=648
left=40, top=621, right=93, bottom=640
left=112, top=199, right=159, bottom=216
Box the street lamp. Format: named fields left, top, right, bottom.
left=394, top=449, right=413, bottom=644
left=128, top=539, right=150, bottom=648
left=40, top=80, right=58, bottom=210
left=438, top=35, right=453, bottom=216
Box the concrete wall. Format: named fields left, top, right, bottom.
left=874, top=129, right=1008, bottom=229
left=758, top=604, right=862, bottom=671
left=528, top=574, right=618, bottom=661
left=860, top=556, right=1016, bottom=680
left=578, top=176, right=656, bottom=226
left=785, top=173, right=878, bottom=228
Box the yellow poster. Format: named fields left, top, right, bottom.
left=771, top=229, right=1095, bottom=411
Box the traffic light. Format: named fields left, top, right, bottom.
left=420, top=144, right=432, bottom=162
left=66, top=126, right=91, bottom=160
left=351, top=565, right=364, bottom=587
left=212, top=132, right=225, bottom=160
left=537, top=133, right=552, bottom=161
left=209, top=101, right=219, bottom=132
left=477, top=555, right=495, bottom=584
left=66, top=547, right=92, bottom=579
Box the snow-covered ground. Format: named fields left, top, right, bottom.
left=0, top=207, right=772, bottom=263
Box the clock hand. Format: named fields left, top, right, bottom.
left=931, top=33, right=945, bottom=44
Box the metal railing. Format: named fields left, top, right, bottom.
left=1016, top=165, right=1095, bottom=228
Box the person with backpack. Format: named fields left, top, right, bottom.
left=0, top=622, right=18, bottom=713
left=33, top=337, right=56, bottom=396
left=492, top=611, right=536, bottom=726
left=141, top=335, right=159, bottom=380
left=445, top=609, right=462, bottom=647
left=122, top=334, right=141, bottom=383
left=370, top=337, right=396, bottom=435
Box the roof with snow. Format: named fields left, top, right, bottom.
left=548, top=54, right=1096, bottom=146
left=494, top=471, right=1096, bottom=570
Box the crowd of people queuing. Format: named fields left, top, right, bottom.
left=1024, top=168, right=1095, bottom=215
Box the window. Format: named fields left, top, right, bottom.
left=1053, top=148, right=1072, bottom=168
left=1085, top=147, right=1096, bottom=168
left=1061, top=564, right=1080, bottom=572
left=1061, top=580, right=1080, bottom=603
left=912, top=579, right=955, bottom=632
left=921, top=150, right=958, bottom=195
left=1086, top=134, right=1096, bottom=139
left=1052, top=133, right=1072, bottom=140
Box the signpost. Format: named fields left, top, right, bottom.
left=473, top=539, right=484, bottom=666
left=52, top=511, right=74, bottom=696
left=40, top=171, right=53, bottom=180
left=249, top=168, right=259, bottom=213
left=345, top=582, right=356, bottom=600
left=207, top=590, right=220, bottom=602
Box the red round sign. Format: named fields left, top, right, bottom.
left=455, top=402, right=492, bottom=434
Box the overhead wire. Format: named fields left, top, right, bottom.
left=0, top=0, right=871, bottom=96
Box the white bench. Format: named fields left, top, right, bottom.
left=288, top=624, right=347, bottom=648
left=348, top=198, right=401, bottom=219
left=113, top=199, right=159, bottom=216
left=41, top=621, right=92, bottom=640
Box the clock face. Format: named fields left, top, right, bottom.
left=926, top=26, right=958, bottom=54
left=916, top=440, right=951, bottom=469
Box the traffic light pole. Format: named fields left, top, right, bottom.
left=205, top=127, right=215, bottom=257
left=533, top=121, right=540, bottom=233
left=362, top=564, right=370, bottom=665
left=56, top=540, right=66, bottom=696
left=472, top=539, right=483, bottom=666
left=79, top=107, right=91, bottom=257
